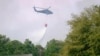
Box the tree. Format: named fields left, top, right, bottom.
left=0, top=34, right=10, bottom=55
left=6, top=40, right=25, bottom=55
left=45, top=39, right=63, bottom=56
left=60, top=5, right=100, bottom=56
left=35, top=45, right=44, bottom=56
left=0, top=34, right=40, bottom=56
left=24, top=39, right=34, bottom=54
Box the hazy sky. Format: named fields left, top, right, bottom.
left=0, top=0, right=100, bottom=47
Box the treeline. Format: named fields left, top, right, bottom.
left=0, top=33, right=63, bottom=56
left=0, top=34, right=44, bottom=56
left=0, top=5, right=100, bottom=56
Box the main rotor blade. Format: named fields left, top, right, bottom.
left=35, top=7, right=46, bottom=9
left=33, top=6, right=51, bottom=9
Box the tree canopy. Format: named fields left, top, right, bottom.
left=0, top=35, right=43, bottom=56
left=60, top=5, right=100, bottom=56
left=45, top=39, right=63, bottom=56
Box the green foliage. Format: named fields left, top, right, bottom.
left=0, top=35, right=40, bottom=56
left=24, top=39, right=33, bottom=54
left=60, top=5, right=100, bottom=56
left=45, top=39, right=63, bottom=56
left=35, top=45, right=45, bottom=56
left=0, top=34, right=10, bottom=55
left=6, top=40, right=25, bottom=55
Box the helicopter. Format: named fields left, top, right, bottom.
left=33, top=6, right=53, bottom=15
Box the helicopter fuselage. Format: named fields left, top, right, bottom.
left=33, top=7, right=53, bottom=15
